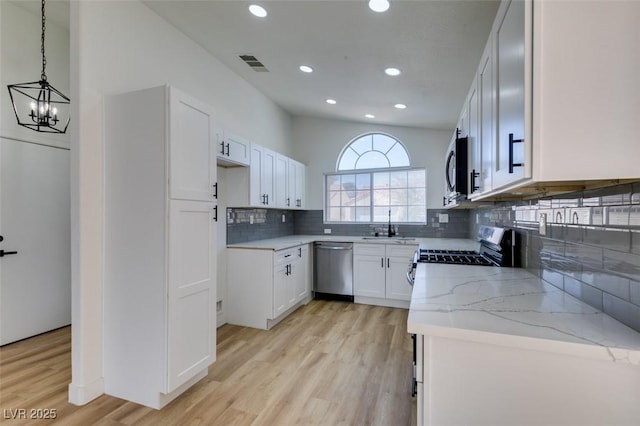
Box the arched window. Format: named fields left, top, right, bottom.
left=337, top=133, right=410, bottom=171
left=326, top=133, right=426, bottom=224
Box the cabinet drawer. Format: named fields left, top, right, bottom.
left=354, top=243, right=386, bottom=256
left=274, top=247, right=298, bottom=265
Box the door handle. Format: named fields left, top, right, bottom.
left=508, top=133, right=524, bottom=174
left=0, top=250, right=18, bottom=257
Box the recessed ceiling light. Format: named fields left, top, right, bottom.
left=369, top=0, right=390, bottom=13
left=365, top=114, right=375, bottom=119
left=299, top=65, right=313, bottom=73
left=385, top=67, right=401, bottom=76
left=394, top=103, right=407, bottom=109
left=248, top=4, right=267, bottom=18
left=326, top=99, right=337, bottom=105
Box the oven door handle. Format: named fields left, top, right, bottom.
left=406, top=269, right=414, bottom=286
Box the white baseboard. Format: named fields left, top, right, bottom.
left=68, top=377, right=104, bottom=406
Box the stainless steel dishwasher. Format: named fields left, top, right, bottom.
left=313, top=242, right=353, bottom=302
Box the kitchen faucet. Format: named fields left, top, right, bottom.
left=388, top=209, right=396, bottom=237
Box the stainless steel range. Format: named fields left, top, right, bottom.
left=406, top=226, right=515, bottom=286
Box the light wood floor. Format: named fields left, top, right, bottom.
left=0, top=300, right=415, bottom=425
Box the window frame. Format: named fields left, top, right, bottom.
left=335, top=132, right=412, bottom=171
left=323, top=166, right=427, bottom=225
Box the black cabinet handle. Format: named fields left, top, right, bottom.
left=0, top=250, right=18, bottom=257
left=296, top=199, right=301, bottom=208
left=298, top=247, right=302, bottom=257
left=387, top=258, right=390, bottom=268
left=219, top=140, right=226, bottom=155
left=265, top=194, right=269, bottom=205
left=381, top=257, right=384, bottom=268
left=213, top=182, right=218, bottom=199
left=286, top=197, right=290, bottom=207
left=443, top=196, right=446, bottom=207
left=213, top=206, right=218, bottom=222
left=470, top=169, right=480, bottom=193
left=508, top=133, right=524, bottom=174
left=225, top=142, right=230, bottom=157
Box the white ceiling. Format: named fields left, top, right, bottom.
left=14, top=0, right=501, bottom=131
left=144, top=0, right=500, bottom=131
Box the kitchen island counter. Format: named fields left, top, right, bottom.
left=408, top=263, right=640, bottom=364
left=408, top=263, right=640, bottom=425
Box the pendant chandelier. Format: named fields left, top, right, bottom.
left=7, top=0, right=70, bottom=134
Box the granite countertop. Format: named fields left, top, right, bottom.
left=408, top=263, right=640, bottom=365
left=226, top=235, right=476, bottom=251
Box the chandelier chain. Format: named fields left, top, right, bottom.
left=41, top=0, right=47, bottom=82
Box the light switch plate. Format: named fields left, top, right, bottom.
left=282, top=214, right=286, bottom=222
left=249, top=215, right=254, bottom=225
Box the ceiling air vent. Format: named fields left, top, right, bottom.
left=239, top=54, right=269, bottom=72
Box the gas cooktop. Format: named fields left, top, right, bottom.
left=418, top=249, right=494, bottom=266
left=415, top=226, right=515, bottom=267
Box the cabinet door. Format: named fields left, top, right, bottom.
left=167, top=200, right=216, bottom=392
left=467, top=79, right=481, bottom=196
left=218, top=131, right=250, bottom=166
left=169, top=88, right=215, bottom=202
left=353, top=255, right=386, bottom=298
left=249, top=144, right=263, bottom=206
left=385, top=256, right=413, bottom=301
left=494, top=0, right=527, bottom=189
left=479, top=37, right=494, bottom=195
left=294, top=161, right=306, bottom=209
left=261, top=148, right=276, bottom=207
left=275, top=154, right=289, bottom=208
left=294, top=246, right=310, bottom=302
left=273, top=263, right=288, bottom=318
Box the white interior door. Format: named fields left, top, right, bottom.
left=0, top=138, right=70, bottom=345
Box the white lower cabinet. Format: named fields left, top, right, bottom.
left=353, top=244, right=417, bottom=308
left=227, top=244, right=312, bottom=329
left=415, top=334, right=640, bottom=425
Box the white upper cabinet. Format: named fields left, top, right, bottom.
left=249, top=143, right=276, bottom=207
left=288, top=159, right=306, bottom=209
left=493, top=0, right=527, bottom=190
left=168, top=89, right=217, bottom=202
left=217, top=130, right=250, bottom=166
left=275, top=153, right=289, bottom=208
left=467, top=77, right=481, bottom=196
left=468, top=0, right=640, bottom=200
left=226, top=142, right=306, bottom=210
left=479, top=35, right=495, bottom=195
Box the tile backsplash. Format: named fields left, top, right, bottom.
left=471, top=181, right=640, bottom=332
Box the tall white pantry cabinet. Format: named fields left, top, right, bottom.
left=104, top=86, right=217, bottom=409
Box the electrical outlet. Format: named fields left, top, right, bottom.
left=324, top=228, right=332, bottom=234
left=282, top=214, right=286, bottom=223
left=438, top=213, right=449, bottom=223
left=476, top=213, right=479, bottom=224
left=249, top=215, right=254, bottom=225
left=539, top=213, right=547, bottom=236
